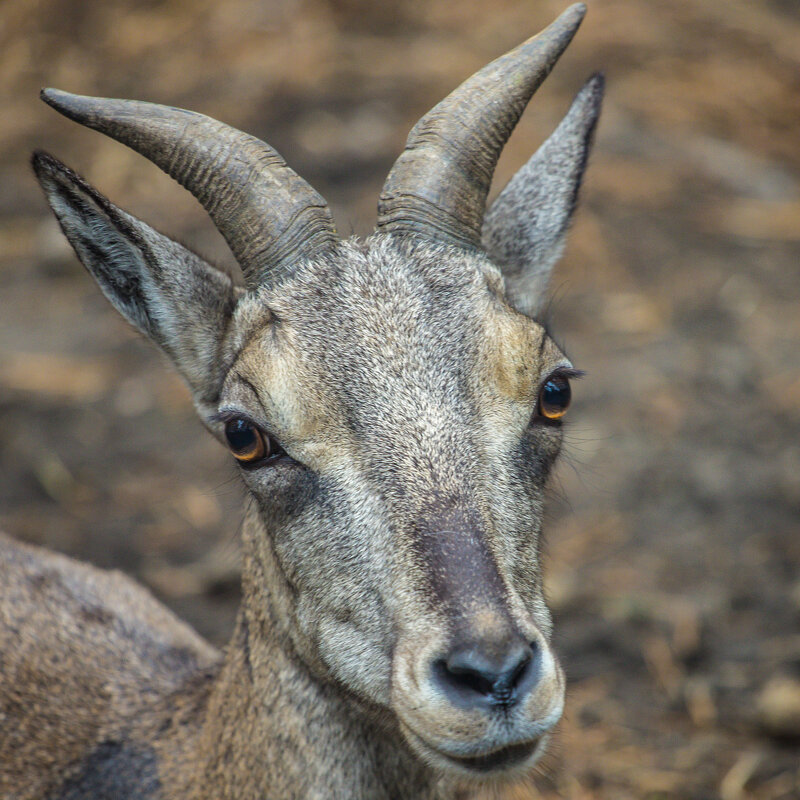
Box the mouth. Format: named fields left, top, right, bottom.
left=439, top=737, right=542, bottom=773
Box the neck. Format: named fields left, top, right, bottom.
left=179, top=514, right=442, bottom=800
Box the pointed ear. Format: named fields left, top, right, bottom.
left=32, top=151, right=240, bottom=409
left=482, top=73, right=603, bottom=317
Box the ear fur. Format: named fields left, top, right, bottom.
left=482, top=73, right=604, bottom=317
left=32, top=151, right=240, bottom=406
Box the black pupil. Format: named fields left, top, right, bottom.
left=542, top=377, right=571, bottom=413
left=225, top=419, right=258, bottom=454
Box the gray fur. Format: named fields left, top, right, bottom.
left=50, top=741, right=161, bottom=800
left=5, top=15, right=602, bottom=798
left=483, top=73, right=604, bottom=317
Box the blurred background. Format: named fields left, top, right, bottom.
left=1, top=0, right=799, bottom=797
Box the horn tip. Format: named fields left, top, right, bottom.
left=559, top=2, right=588, bottom=30
left=41, top=87, right=69, bottom=106
left=40, top=88, right=86, bottom=121
left=519, top=3, right=587, bottom=55
left=565, top=3, right=588, bottom=21
left=41, top=88, right=110, bottom=130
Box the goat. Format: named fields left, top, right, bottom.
left=0, top=4, right=602, bottom=798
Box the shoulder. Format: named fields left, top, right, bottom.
left=0, top=532, right=220, bottom=798
left=0, top=531, right=219, bottom=680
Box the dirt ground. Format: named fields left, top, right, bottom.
left=1, top=0, right=799, bottom=797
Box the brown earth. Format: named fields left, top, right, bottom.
left=1, top=1, right=799, bottom=797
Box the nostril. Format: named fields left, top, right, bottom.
left=503, top=646, right=533, bottom=690
left=434, top=638, right=537, bottom=709
left=440, top=658, right=495, bottom=697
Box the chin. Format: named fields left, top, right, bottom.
left=400, top=721, right=553, bottom=784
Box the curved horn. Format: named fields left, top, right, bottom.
left=40, top=89, right=338, bottom=287
left=377, top=3, right=586, bottom=249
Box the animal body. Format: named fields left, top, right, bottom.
left=0, top=4, right=603, bottom=798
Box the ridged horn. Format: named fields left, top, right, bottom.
left=377, top=3, right=586, bottom=249
left=40, top=89, right=338, bottom=288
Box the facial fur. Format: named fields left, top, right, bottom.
left=213, top=235, right=571, bottom=777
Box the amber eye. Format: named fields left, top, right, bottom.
left=538, top=374, right=572, bottom=420
left=224, top=418, right=270, bottom=463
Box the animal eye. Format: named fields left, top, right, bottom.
left=537, top=374, right=571, bottom=420
left=224, top=418, right=271, bottom=464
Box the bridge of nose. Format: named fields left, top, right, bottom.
left=414, top=505, right=519, bottom=643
